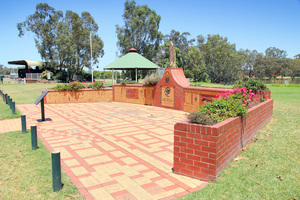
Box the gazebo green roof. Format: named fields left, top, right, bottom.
left=104, top=49, right=159, bottom=70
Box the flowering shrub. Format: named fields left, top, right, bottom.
left=52, top=81, right=105, bottom=91
left=67, top=81, right=86, bottom=91
left=188, top=87, right=257, bottom=124
left=87, top=81, right=105, bottom=89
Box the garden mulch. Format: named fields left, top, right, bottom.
left=10, top=102, right=208, bottom=200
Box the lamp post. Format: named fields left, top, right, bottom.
left=90, top=31, right=93, bottom=82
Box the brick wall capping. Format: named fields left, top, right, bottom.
left=113, top=84, right=155, bottom=87
left=185, top=86, right=231, bottom=93
left=43, top=88, right=113, bottom=92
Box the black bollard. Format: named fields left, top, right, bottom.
left=21, top=115, right=26, bottom=133
left=31, top=126, right=38, bottom=150
left=52, top=151, right=62, bottom=192
left=7, top=96, right=11, bottom=107
left=12, top=101, right=15, bottom=114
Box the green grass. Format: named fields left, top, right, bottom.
left=0, top=99, right=21, bottom=120
left=0, top=130, right=84, bottom=199
left=0, top=83, right=59, bottom=104
left=268, top=84, right=300, bottom=87
left=190, top=82, right=233, bottom=88
left=181, top=86, right=300, bottom=200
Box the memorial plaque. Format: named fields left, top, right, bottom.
left=161, top=86, right=174, bottom=107
left=126, top=88, right=139, bottom=99
left=34, top=90, right=49, bottom=105
left=34, top=90, right=49, bottom=122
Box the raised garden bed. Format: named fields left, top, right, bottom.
left=173, top=99, right=273, bottom=181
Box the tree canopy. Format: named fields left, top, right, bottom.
left=17, top=3, right=104, bottom=80
left=116, top=0, right=163, bottom=60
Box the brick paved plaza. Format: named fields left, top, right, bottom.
left=15, top=102, right=207, bottom=200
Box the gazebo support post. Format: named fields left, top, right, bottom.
left=112, top=69, right=114, bottom=85
left=135, top=68, right=137, bottom=82
left=104, top=69, right=105, bottom=83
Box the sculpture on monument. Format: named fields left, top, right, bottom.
left=169, top=41, right=177, bottom=68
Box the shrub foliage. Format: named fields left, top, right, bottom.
left=52, top=81, right=105, bottom=91
left=143, top=72, right=162, bottom=85
left=233, top=77, right=268, bottom=92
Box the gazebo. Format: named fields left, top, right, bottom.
left=104, top=48, right=159, bottom=83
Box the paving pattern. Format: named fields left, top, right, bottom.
left=15, top=102, right=207, bottom=200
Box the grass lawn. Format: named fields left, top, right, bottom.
left=190, top=81, right=233, bottom=88
left=0, top=130, right=83, bottom=199
left=181, top=86, right=300, bottom=200
left=0, top=99, right=21, bottom=120
left=0, top=83, right=59, bottom=104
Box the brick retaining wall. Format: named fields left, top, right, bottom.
left=173, top=99, right=273, bottom=181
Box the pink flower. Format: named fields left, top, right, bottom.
left=250, top=93, right=255, bottom=96
left=226, top=95, right=229, bottom=99
left=242, top=94, right=246, bottom=97
left=249, top=103, right=251, bottom=106
left=248, top=95, right=252, bottom=98
left=243, top=99, right=246, bottom=102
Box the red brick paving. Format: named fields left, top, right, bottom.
left=13, top=102, right=207, bottom=199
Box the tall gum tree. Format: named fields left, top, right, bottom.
left=116, top=0, right=163, bottom=61
left=197, top=34, right=241, bottom=84
left=17, top=3, right=104, bottom=80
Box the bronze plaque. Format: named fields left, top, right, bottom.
left=126, top=88, right=139, bottom=99
left=161, top=86, right=174, bottom=107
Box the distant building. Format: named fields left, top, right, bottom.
left=10, top=72, right=18, bottom=79
left=8, top=60, right=44, bottom=79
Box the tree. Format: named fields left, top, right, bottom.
left=286, top=58, right=300, bottom=80
left=197, top=34, right=241, bottom=84
left=17, top=3, right=63, bottom=63
left=64, top=11, right=104, bottom=75
left=239, top=49, right=261, bottom=77
left=17, top=3, right=104, bottom=81
left=294, top=54, right=300, bottom=60
left=265, top=47, right=287, bottom=60
left=264, top=47, right=287, bottom=78
left=163, top=30, right=195, bottom=68
left=185, top=47, right=207, bottom=82
left=116, top=0, right=163, bottom=61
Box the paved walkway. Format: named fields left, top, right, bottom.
left=14, top=102, right=207, bottom=200
left=0, top=118, right=21, bottom=134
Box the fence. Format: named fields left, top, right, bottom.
left=26, top=73, right=42, bottom=80
left=3, top=78, right=26, bottom=84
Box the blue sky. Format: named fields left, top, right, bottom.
left=0, top=0, right=299, bottom=70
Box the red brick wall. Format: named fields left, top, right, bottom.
left=113, top=84, right=155, bottom=105
left=173, top=99, right=273, bottom=181
left=183, top=87, right=229, bottom=112
left=44, top=88, right=113, bottom=104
